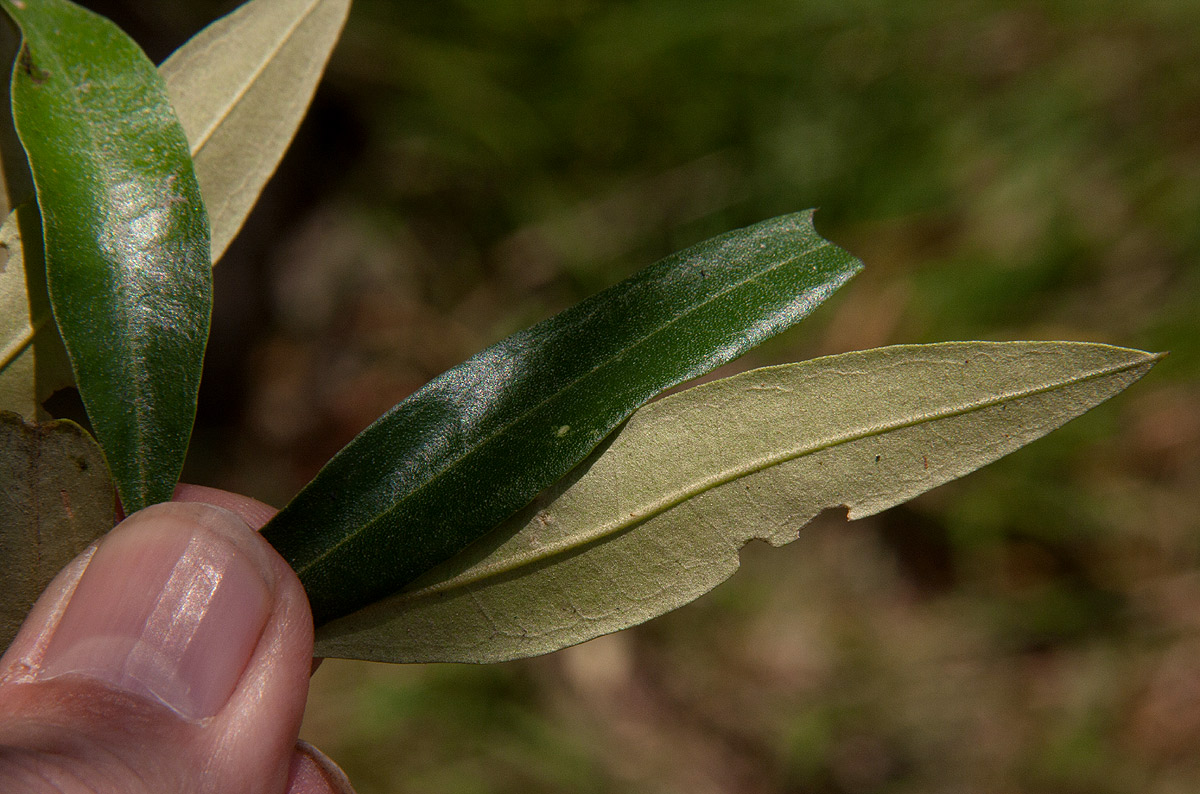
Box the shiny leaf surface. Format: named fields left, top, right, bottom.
left=0, top=0, right=346, bottom=418
left=0, top=206, right=73, bottom=420
left=263, top=211, right=861, bottom=624
left=2, top=0, right=212, bottom=512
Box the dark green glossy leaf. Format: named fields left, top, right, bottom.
left=2, top=0, right=212, bottom=513
left=0, top=411, right=114, bottom=654
left=263, top=211, right=861, bottom=624
left=3, top=0, right=348, bottom=418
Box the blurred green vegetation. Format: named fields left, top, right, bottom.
left=85, top=0, right=1200, bottom=790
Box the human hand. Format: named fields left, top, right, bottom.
left=0, top=485, right=354, bottom=793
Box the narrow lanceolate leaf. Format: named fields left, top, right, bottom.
left=2, top=0, right=212, bottom=513
left=0, top=0, right=342, bottom=417
left=263, top=211, right=862, bottom=624
left=160, top=0, right=350, bottom=265
left=312, top=341, right=1160, bottom=663
left=0, top=206, right=73, bottom=420
left=0, top=411, right=114, bottom=654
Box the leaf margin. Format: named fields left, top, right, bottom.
left=160, top=0, right=351, bottom=265
left=1, top=0, right=213, bottom=513
left=264, top=210, right=863, bottom=625
left=311, top=340, right=1162, bottom=663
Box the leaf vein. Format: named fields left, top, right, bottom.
left=188, top=0, right=325, bottom=154
left=294, top=233, right=834, bottom=577
left=408, top=354, right=1150, bottom=598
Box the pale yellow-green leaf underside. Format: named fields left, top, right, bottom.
left=0, top=207, right=72, bottom=420
left=0, top=211, right=36, bottom=418
left=161, top=0, right=351, bottom=265
left=314, top=341, right=1160, bottom=664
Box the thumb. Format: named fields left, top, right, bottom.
left=0, top=500, right=352, bottom=794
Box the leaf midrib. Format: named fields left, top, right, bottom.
left=19, top=9, right=155, bottom=498
left=188, top=0, right=324, bottom=154
left=292, top=232, right=836, bottom=577
left=401, top=351, right=1155, bottom=599
left=0, top=317, right=39, bottom=371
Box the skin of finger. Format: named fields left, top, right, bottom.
left=176, top=489, right=339, bottom=789
left=173, top=486, right=323, bottom=677
left=0, top=548, right=97, bottom=686
left=1, top=485, right=278, bottom=683
left=174, top=484, right=279, bottom=529
left=197, top=523, right=316, bottom=794
left=0, top=546, right=199, bottom=791
left=0, top=493, right=317, bottom=794
left=176, top=489, right=321, bottom=793
left=0, top=677, right=202, bottom=791
left=286, top=741, right=357, bottom=794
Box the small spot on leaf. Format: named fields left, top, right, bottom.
left=18, top=45, right=48, bottom=84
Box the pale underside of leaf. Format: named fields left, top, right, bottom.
left=314, top=341, right=1160, bottom=663
left=0, top=206, right=72, bottom=420
left=0, top=211, right=35, bottom=417
left=0, top=411, right=114, bottom=654
left=160, top=0, right=351, bottom=265
left=264, top=210, right=861, bottom=625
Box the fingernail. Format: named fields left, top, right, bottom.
left=37, top=502, right=275, bottom=721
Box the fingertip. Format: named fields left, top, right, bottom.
left=0, top=498, right=320, bottom=794
left=35, top=502, right=276, bottom=721
left=0, top=545, right=97, bottom=685
left=173, top=483, right=279, bottom=530
left=286, top=740, right=356, bottom=794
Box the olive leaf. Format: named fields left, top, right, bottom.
left=0, top=0, right=348, bottom=423
left=0, top=14, right=28, bottom=218
left=161, top=0, right=351, bottom=265
left=2, top=0, right=212, bottom=513
left=264, top=211, right=862, bottom=624
left=0, top=205, right=71, bottom=420
left=312, top=341, right=1160, bottom=663
left=0, top=410, right=114, bottom=654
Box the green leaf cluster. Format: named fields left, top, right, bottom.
left=0, top=0, right=1161, bottom=666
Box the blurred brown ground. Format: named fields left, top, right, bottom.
left=81, top=0, right=1200, bottom=790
